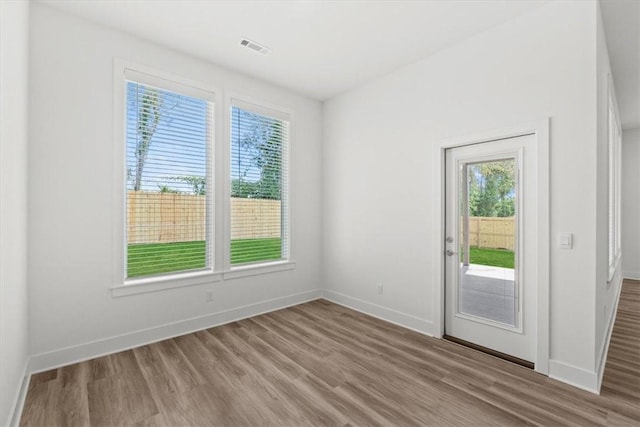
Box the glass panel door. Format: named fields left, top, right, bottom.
left=457, top=158, right=517, bottom=327
left=445, top=135, right=536, bottom=363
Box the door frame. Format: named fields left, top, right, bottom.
left=432, top=119, right=550, bottom=375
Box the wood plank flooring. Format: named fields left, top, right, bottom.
left=21, top=280, right=640, bottom=426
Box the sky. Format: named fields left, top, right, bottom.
left=126, top=82, right=282, bottom=194
left=126, top=81, right=209, bottom=193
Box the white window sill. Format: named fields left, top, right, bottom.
left=223, top=260, right=296, bottom=280
left=112, top=270, right=222, bottom=297
left=111, top=260, right=296, bottom=297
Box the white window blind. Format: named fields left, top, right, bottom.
left=125, top=79, right=214, bottom=279
left=230, top=104, right=289, bottom=265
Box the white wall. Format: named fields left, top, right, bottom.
left=594, top=0, right=623, bottom=381
left=28, top=4, right=323, bottom=369
left=323, top=0, right=600, bottom=387
left=0, top=1, right=30, bottom=425
left=622, top=128, right=640, bottom=279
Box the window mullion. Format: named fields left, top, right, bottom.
left=218, top=94, right=232, bottom=272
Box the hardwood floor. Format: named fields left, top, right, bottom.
left=21, top=280, right=640, bottom=426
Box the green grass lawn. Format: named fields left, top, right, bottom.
left=468, top=246, right=514, bottom=269
left=128, top=240, right=513, bottom=278
left=127, top=238, right=281, bottom=278
left=230, top=238, right=282, bottom=265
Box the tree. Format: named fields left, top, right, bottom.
left=468, top=160, right=515, bottom=217
left=157, top=185, right=180, bottom=194
left=253, top=120, right=282, bottom=200
left=168, top=176, right=206, bottom=195
left=232, top=110, right=283, bottom=200
left=133, top=86, right=162, bottom=191
left=231, top=178, right=260, bottom=198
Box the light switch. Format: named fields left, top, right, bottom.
left=559, top=232, right=573, bottom=249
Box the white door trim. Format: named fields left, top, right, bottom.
left=432, top=119, right=550, bottom=375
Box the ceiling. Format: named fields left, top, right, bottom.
left=38, top=0, right=547, bottom=100
left=39, top=0, right=638, bottom=128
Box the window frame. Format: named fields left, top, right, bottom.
left=112, top=60, right=222, bottom=296
left=223, top=94, right=294, bottom=275
left=111, top=61, right=295, bottom=298
left=607, top=74, right=622, bottom=282
left=124, top=71, right=216, bottom=281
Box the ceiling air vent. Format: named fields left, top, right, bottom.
left=239, top=38, right=272, bottom=55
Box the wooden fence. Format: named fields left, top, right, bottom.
left=127, top=192, right=514, bottom=249
left=466, top=216, right=515, bottom=250
left=230, top=197, right=281, bottom=240
left=127, top=192, right=281, bottom=244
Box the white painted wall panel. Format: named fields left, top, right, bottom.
left=595, top=2, right=623, bottom=377
left=0, top=1, right=30, bottom=425
left=622, top=128, right=640, bottom=279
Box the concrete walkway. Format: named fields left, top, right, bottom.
left=458, top=263, right=516, bottom=326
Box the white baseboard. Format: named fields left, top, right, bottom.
left=548, top=360, right=598, bottom=394
left=322, top=290, right=434, bottom=336
left=596, top=273, right=624, bottom=393
left=7, top=358, right=30, bottom=427
left=623, top=270, right=640, bottom=280
left=29, top=289, right=323, bottom=374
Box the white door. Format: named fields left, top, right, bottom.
left=445, top=134, right=536, bottom=363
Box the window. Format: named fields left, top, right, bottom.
left=124, top=72, right=214, bottom=280
left=230, top=102, right=289, bottom=266
left=115, top=63, right=294, bottom=293
left=608, top=77, right=622, bottom=281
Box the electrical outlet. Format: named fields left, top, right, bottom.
left=205, top=290, right=213, bottom=302
left=377, top=283, right=383, bottom=294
